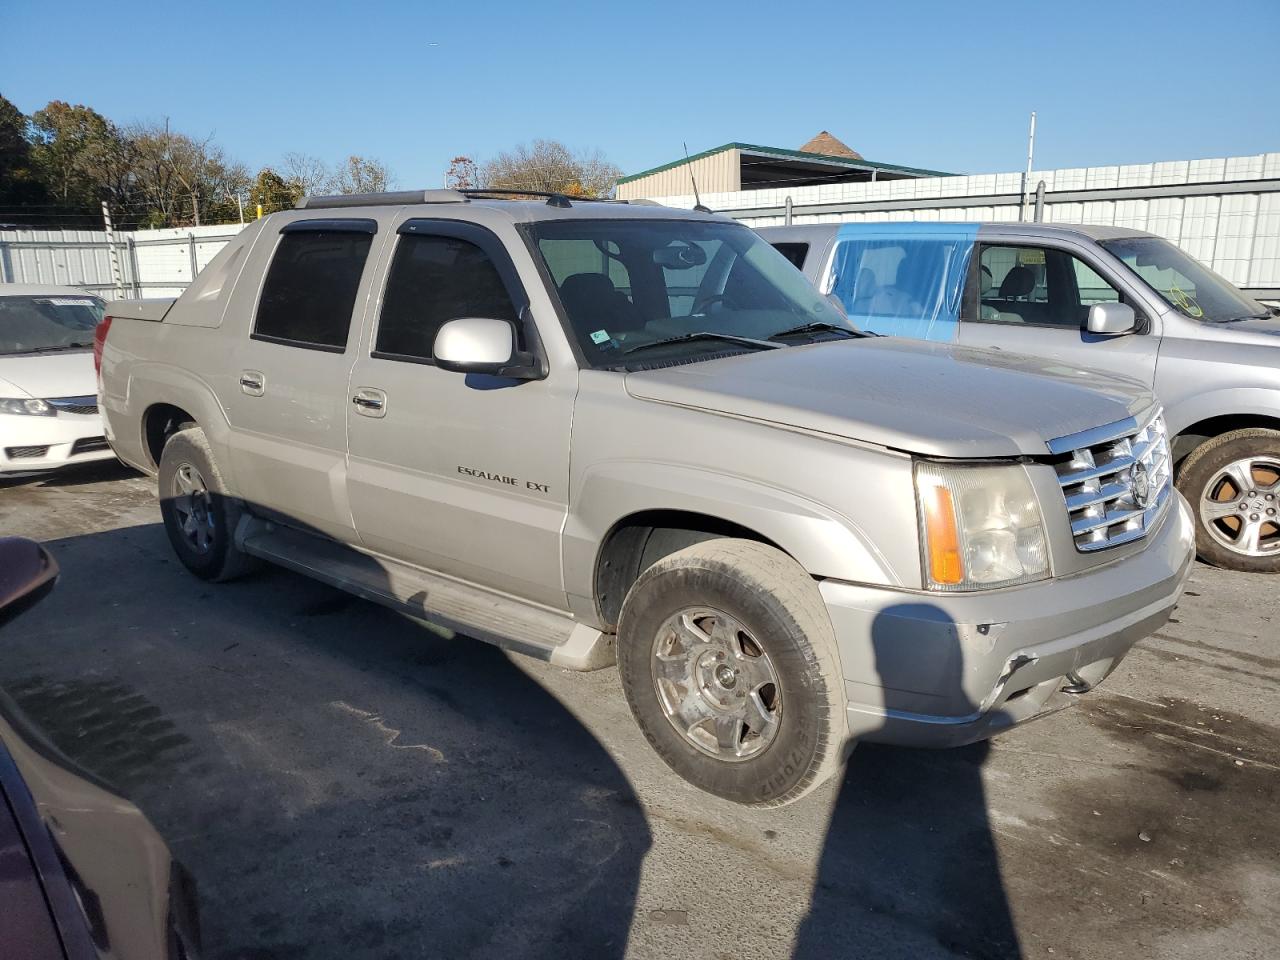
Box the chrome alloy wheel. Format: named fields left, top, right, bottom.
left=170, top=462, right=216, bottom=555
left=1200, top=456, right=1280, bottom=558
left=650, top=607, right=782, bottom=762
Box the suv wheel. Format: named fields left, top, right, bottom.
left=158, top=427, right=259, bottom=582
left=1177, top=427, right=1280, bottom=573
left=616, top=539, right=845, bottom=806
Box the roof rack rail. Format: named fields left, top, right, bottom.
left=296, top=189, right=468, bottom=210
left=457, top=188, right=623, bottom=208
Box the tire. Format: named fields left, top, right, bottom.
left=1176, top=427, right=1280, bottom=574
left=158, top=427, right=260, bottom=582
left=616, top=538, right=845, bottom=806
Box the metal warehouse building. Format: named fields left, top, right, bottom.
left=616, top=132, right=949, bottom=200
left=622, top=136, right=1280, bottom=302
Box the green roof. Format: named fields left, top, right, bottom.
left=616, top=142, right=954, bottom=186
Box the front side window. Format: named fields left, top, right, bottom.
left=976, top=245, right=1119, bottom=328
left=1099, top=235, right=1269, bottom=323
left=530, top=219, right=851, bottom=367
left=254, top=228, right=373, bottom=350
left=375, top=234, right=519, bottom=362
left=0, top=295, right=103, bottom=356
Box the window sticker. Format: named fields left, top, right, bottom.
left=33, top=298, right=97, bottom=307
left=1017, top=249, right=1046, bottom=266
left=589, top=329, right=612, bottom=344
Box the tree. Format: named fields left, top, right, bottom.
left=0, top=94, right=49, bottom=209
left=280, top=152, right=333, bottom=199
left=249, top=167, right=299, bottom=216
left=127, top=120, right=248, bottom=227
left=444, top=155, right=478, bottom=190
left=332, top=155, right=393, bottom=194
left=28, top=101, right=118, bottom=211
left=480, top=139, right=621, bottom=198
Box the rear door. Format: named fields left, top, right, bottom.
left=956, top=235, right=1161, bottom=388
left=224, top=217, right=381, bottom=540
left=343, top=218, right=574, bottom=608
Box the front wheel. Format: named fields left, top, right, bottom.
left=1177, top=428, right=1280, bottom=573
left=616, top=539, right=846, bottom=806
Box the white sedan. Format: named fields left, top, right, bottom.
left=1, top=284, right=118, bottom=476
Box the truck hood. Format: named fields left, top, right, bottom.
left=625, top=338, right=1154, bottom=458
left=0, top=351, right=96, bottom=400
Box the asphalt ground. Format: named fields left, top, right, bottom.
left=1, top=462, right=1276, bottom=960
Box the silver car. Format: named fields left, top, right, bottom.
left=98, top=192, right=1194, bottom=804
left=763, top=221, right=1280, bottom=573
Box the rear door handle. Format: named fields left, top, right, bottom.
left=352, top=387, right=387, bottom=418
left=239, top=371, right=265, bottom=396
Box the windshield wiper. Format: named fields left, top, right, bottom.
left=622, top=332, right=783, bottom=357
left=768, top=321, right=867, bottom=341
left=1214, top=313, right=1273, bottom=323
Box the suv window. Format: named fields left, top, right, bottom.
left=375, top=234, right=518, bottom=361
left=975, top=245, right=1119, bottom=328
left=254, top=229, right=373, bottom=350
left=771, top=242, right=809, bottom=269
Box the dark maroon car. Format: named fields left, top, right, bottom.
left=0, top=537, right=200, bottom=959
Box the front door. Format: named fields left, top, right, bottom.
left=956, top=239, right=1160, bottom=391
left=344, top=219, right=574, bottom=609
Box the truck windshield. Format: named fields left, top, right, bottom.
left=0, top=295, right=104, bottom=356
left=530, top=219, right=855, bottom=366
left=1098, top=236, right=1270, bottom=323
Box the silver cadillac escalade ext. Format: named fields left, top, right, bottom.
left=96, top=190, right=1194, bottom=805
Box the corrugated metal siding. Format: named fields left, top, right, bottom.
left=0, top=223, right=246, bottom=298
left=616, top=149, right=740, bottom=200
left=642, top=152, right=1280, bottom=291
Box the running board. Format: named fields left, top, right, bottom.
left=236, top=519, right=614, bottom=671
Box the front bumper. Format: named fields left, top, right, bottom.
left=0, top=411, right=115, bottom=475
left=820, top=492, right=1195, bottom=748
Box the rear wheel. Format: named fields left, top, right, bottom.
left=616, top=539, right=845, bottom=806
left=158, top=427, right=259, bottom=582
left=1177, top=428, right=1280, bottom=573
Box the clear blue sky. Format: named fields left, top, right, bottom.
left=4, top=0, right=1277, bottom=187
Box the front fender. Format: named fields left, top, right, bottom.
left=1165, top=387, right=1280, bottom=440
left=562, top=459, right=901, bottom=611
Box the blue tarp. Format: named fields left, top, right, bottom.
left=829, top=223, right=978, bottom=342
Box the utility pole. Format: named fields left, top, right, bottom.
left=191, top=190, right=201, bottom=227
left=1020, top=111, right=1037, bottom=222
left=101, top=201, right=124, bottom=297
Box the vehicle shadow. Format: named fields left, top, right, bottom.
left=792, top=604, right=1022, bottom=960
left=0, top=459, right=142, bottom=490
left=2, top=516, right=650, bottom=960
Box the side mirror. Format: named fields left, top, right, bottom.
left=433, top=317, right=543, bottom=380
left=0, top=538, right=59, bottom=629
left=1086, top=302, right=1136, bottom=336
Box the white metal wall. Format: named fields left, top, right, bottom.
left=643, top=152, right=1280, bottom=294
left=0, top=223, right=246, bottom=298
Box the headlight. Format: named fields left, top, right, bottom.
left=0, top=397, right=54, bottom=417
left=915, top=461, right=1050, bottom=590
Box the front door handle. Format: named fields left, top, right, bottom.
left=239, top=371, right=265, bottom=396
left=352, top=387, right=387, bottom=418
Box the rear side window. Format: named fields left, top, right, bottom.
left=375, top=234, right=518, bottom=362
left=253, top=228, right=374, bottom=350
left=772, top=242, right=809, bottom=269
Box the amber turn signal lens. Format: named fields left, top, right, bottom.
left=922, top=481, right=963, bottom=586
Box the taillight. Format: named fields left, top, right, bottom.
left=93, top=315, right=113, bottom=375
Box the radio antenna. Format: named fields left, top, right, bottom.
left=684, top=142, right=712, bottom=213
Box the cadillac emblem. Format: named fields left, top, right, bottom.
left=1130, top=461, right=1151, bottom=509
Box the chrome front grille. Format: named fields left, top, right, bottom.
left=47, top=395, right=99, bottom=416
left=1049, top=410, right=1172, bottom=552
